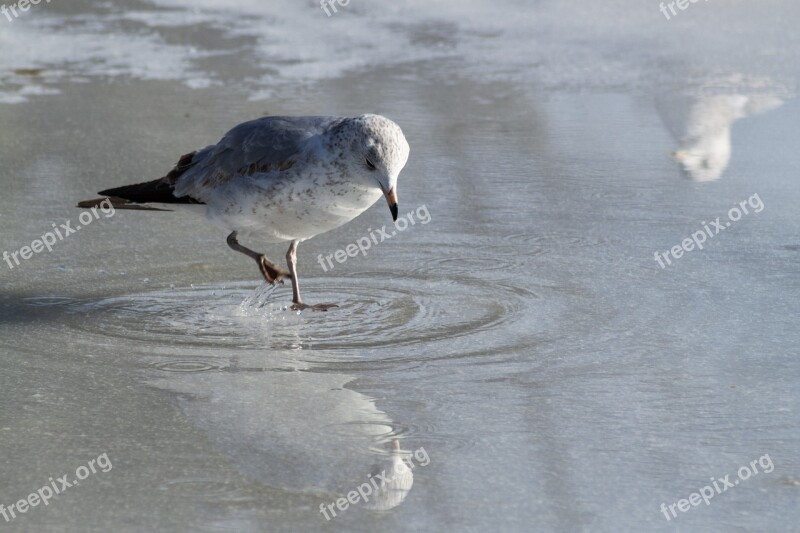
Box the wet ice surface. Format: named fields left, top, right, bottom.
left=1, top=0, right=799, bottom=532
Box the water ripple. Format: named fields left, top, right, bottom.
left=59, top=272, right=531, bottom=358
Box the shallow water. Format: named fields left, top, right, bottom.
left=1, top=1, right=799, bottom=532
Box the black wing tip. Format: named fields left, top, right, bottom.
left=96, top=181, right=204, bottom=205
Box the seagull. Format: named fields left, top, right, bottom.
left=79, top=114, right=410, bottom=311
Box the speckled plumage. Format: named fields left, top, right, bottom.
left=173, top=114, right=410, bottom=243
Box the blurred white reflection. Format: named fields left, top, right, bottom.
left=364, top=440, right=416, bottom=512
left=659, top=93, right=782, bottom=182
left=147, top=354, right=421, bottom=515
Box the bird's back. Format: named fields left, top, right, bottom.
left=174, top=115, right=344, bottom=201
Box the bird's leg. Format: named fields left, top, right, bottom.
left=286, top=240, right=338, bottom=312
left=226, top=231, right=291, bottom=284
left=286, top=240, right=303, bottom=305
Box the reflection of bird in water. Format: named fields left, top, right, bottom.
left=659, top=93, right=782, bottom=182
left=146, top=368, right=400, bottom=494
left=364, top=440, right=415, bottom=511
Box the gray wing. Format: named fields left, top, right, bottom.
left=173, top=115, right=342, bottom=200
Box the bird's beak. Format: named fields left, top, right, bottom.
left=385, top=187, right=398, bottom=221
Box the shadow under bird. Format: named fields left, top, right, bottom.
left=79, top=114, right=410, bottom=310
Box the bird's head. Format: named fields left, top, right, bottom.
left=344, top=114, right=410, bottom=221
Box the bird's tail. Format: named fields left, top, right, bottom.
left=77, top=151, right=205, bottom=211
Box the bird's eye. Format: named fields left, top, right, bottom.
left=365, top=158, right=376, bottom=170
